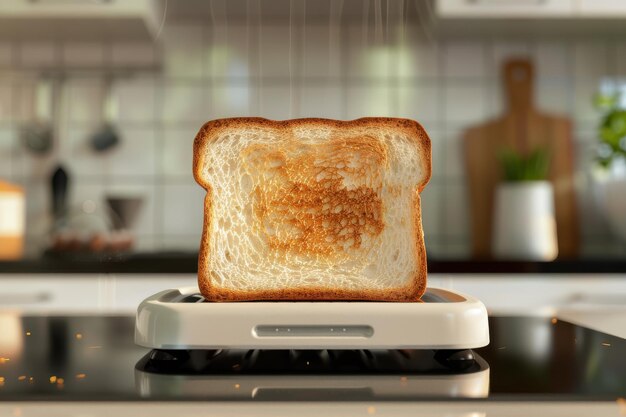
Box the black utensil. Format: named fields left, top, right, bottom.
left=21, top=80, right=54, bottom=155
left=90, top=77, right=120, bottom=152
left=91, top=123, right=119, bottom=151
left=50, top=165, right=69, bottom=221
left=22, top=121, right=53, bottom=155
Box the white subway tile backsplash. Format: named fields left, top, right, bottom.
left=210, top=83, right=252, bottom=118
left=161, top=82, right=207, bottom=124
left=443, top=183, right=469, bottom=238
left=0, top=82, right=12, bottom=122
left=419, top=184, right=441, bottom=240
left=360, top=45, right=396, bottom=81
left=23, top=181, right=50, bottom=245
left=485, top=80, right=504, bottom=120
left=573, top=42, right=609, bottom=78
left=439, top=240, right=471, bottom=259
left=112, top=77, right=156, bottom=123
left=444, top=83, right=487, bottom=125
left=111, top=42, right=157, bottom=67
left=161, top=184, right=205, bottom=237
left=443, top=42, right=485, bottom=79
left=578, top=190, right=606, bottom=239
left=208, top=24, right=253, bottom=79
left=67, top=78, right=104, bottom=123
left=103, top=126, right=157, bottom=177
left=0, top=24, right=620, bottom=256
left=302, top=25, right=342, bottom=79
left=536, top=78, right=571, bottom=115
left=161, top=127, right=197, bottom=180
left=66, top=126, right=105, bottom=177
left=160, top=235, right=203, bottom=251
left=0, top=127, right=15, bottom=178
left=423, top=239, right=445, bottom=258
left=299, top=85, right=344, bottom=119
left=426, top=130, right=445, bottom=182
left=19, top=42, right=58, bottom=67
left=573, top=79, right=603, bottom=125
left=0, top=43, right=12, bottom=67
left=489, top=76, right=572, bottom=119
left=491, top=41, right=531, bottom=76
left=396, top=83, right=440, bottom=124
left=346, top=25, right=393, bottom=80
left=13, top=81, right=36, bottom=123
left=572, top=135, right=597, bottom=202
left=346, top=84, right=392, bottom=119
left=443, top=130, right=464, bottom=179
left=133, top=237, right=160, bottom=252
left=258, top=85, right=292, bottom=120
left=616, top=42, right=626, bottom=75
left=163, top=25, right=205, bottom=78
left=68, top=182, right=105, bottom=215
left=575, top=141, right=611, bottom=239
left=12, top=145, right=58, bottom=181
left=534, top=41, right=571, bottom=78
left=397, top=31, right=439, bottom=79
left=62, top=43, right=104, bottom=67
left=260, top=26, right=292, bottom=79
left=573, top=129, right=596, bottom=144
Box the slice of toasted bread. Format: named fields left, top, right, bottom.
left=193, top=118, right=431, bottom=302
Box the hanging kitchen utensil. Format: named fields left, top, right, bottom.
left=464, top=59, right=579, bottom=259
left=21, top=78, right=54, bottom=155
left=90, top=76, right=120, bottom=152
left=50, top=164, right=69, bottom=223
left=105, top=196, right=144, bottom=231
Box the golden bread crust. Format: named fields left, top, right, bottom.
left=193, top=118, right=431, bottom=302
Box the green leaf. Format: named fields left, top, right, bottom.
left=593, top=92, right=618, bottom=110
left=498, top=147, right=550, bottom=182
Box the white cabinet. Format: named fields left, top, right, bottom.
left=437, top=0, right=626, bottom=18
left=0, top=275, right=102, bottom=313
left=437, top=0, right=574, bottom=18
left=430, top=274, right=626, bottom=339
left=0, top=274, right=197, bottom=314
left=0, top=0, right=159, bottom=41
left=575, top=0, right=626, bottom=16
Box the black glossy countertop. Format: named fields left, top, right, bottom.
left=0, top=314, right=624, bottom=402
left=2, top=252, right=626, bottom=274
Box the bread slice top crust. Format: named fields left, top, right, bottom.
left=194, top=118, right=431, bottom=191
left=193, top=118, right=432, bottom=302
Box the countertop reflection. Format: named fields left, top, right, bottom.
left=0, top=315, right=624, bottom=401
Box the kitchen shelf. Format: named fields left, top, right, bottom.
left=1, top=252, right=625, bottom=275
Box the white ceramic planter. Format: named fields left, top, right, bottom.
left=492, top=181, right=558, bottom=261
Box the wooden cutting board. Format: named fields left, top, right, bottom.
left=464, top=59, right=579, bottom=259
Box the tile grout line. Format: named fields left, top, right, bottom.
left=154, top=31, right=167, bottom=249
left=436, top=39, right=447, bottom=255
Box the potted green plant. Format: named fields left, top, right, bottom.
left=593, top=81, right=626, bottom=242
left=492, top=148, right=558, bottom=260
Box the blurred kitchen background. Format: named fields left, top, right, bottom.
left=1, top=0, right=626, bottom=262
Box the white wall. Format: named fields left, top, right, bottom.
left=0, top=20, right=621, bottom=257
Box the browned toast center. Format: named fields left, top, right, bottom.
left=242, top=136, right=387, bottom=259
